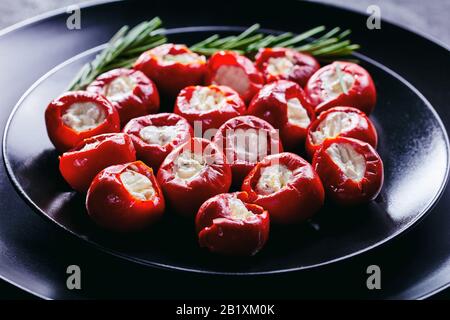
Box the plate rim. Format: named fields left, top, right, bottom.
left=3, top=25, right=450, bottom=276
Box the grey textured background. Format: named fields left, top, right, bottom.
left=0, top=0, right=449, bottom=46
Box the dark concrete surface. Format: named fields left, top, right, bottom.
left=0, top=0, right=448, bottom=300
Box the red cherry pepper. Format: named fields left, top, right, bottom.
left=305, top=61, right=377, bottom=115
left=86, top=68, right=160, bottom=126
left=242, top=152, right=324, bottom=224
left=157, top=138, right=232, bottom=217
left=248, top=80, right=315, bottom=150
left=254, top=47, right=320, bottom=87
left=312, top=137, right=383, bottom=206
left=305, top=106, right=378, bottom=158
left=133, top=43, right=206, bottom=96
left=45, top=91, right=120, bottom=152
left=86, top=161, right=165, bottom=232
left=212, top=115, right=283, bottom=186
left=174, top=85, right=246, bottom=134
left=205, top=50, right=264, bottom=104
left=195, top=192, right=269, bottom=256
left=122, top=113, right=193, bottom=170
left=59, top=133, right=136, bottom=192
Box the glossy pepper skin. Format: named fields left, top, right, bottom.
left=133, top=44, right=206, bottom=96
left=212, top=115, right=283, bottom=186
left=242, top=152, right=324, bottom=224
left=174, top=85, right=246, bottom=134
left=248, top=80, right=315, bottom=150
left=312, top=137, right=383, bottom=206
left=305, top=106, right=378, bottom=158
left=195, top=192, right=269, bottom=256
left=157, top=138, right=232, bottom=217
left=205, top=50, right=264, bottom=104
left=45, top=91, right=120, bottom=152
left=254, top=48, right=320, bottom=87
left=86, top=161, right=165, bottom=232
left=59, top=133, right=136, bottom=192
left=122, top=113, right=193, bottom=171
left=87, top=68, right=160, bottom=126
left=305, top=61, right=377, bottom=115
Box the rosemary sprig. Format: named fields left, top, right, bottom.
left=190, top=24, right=359, bottom=60
left=68, top=17, right=167, bottom=91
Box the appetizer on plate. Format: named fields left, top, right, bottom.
left=305, top=106, right=378, bottom=158
left=174, top=84, right=245, bottom=134
left=87, top=68, right=160, bottom=126
left=59, top=133, right=136, bottom=192
left=157, top=137, right=232, bottom=217
left=122, top=113, right=193, bottom=170
left=134, top=43, right=206, bottom=96
left=86, top=161, right=165, bottom=232
left=196, top=192, right=270, bottom=256
left=248, top=80, right=315, bottom=150
left=312, top=137, right=383, bottom=206
left=45, top=91, right=120, bottom=152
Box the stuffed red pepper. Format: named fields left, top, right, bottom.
left=248, top=80, right=315, bottom=150
left=254, top=47, right=320, bottom=87
left=206, top=50, right=264, bottom=103
left=305, top=106, right=378, bottom=158
left=157, top=137, right=232, bottom=217
left=312, top=137, right=383, bottom=206
left=305, top=61, right=376, bottom=115
left=86, top=161, right=165, bottom=232
left=242, top=152, right=324, bottom=224
left=59, top=133, right=136, bottom=192
left=212, top=115, right=283, bottom=186
left=45, top=91, right=120, bottom=152
left=122, top=113, right=193, bottom=170
left=196, top=192, right=269, bottom=256
left=87, top=68, right=160, bottom=125
left=133, top=43, right=206, bottom=96
left=174, top=85, right=246, bottom=134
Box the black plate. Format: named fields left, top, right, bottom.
left=0, top=0, right=450, bottom=299
left=3, top=26, right=449, bottom=273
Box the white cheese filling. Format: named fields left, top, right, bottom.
left=287, top=98, right=310, bottom=128
left=62, top=102, right=106, bottom=132
left=232, top=129, right=268, bottom=163
left=78, top=140, right=101, bottom=152
left=214, top=65, right=249, bottom=97
left=174, top=151, right=206, bottom=181
left=311, top=111, right=363, bottom=144
left=228, top=197, right=254, bottom=220
left=256, top=164, right=293, bottom=195
left=120, top=169, right=155, bottom=201
left=320, top=68, right=355, bottom=99
left=139, top=125, right=178, bottom=146
left=160, top=53, right=199, bottom=64
left=326, top=143, right=366, bottom=181
left=189, top=87, right=227, bottom=111
left=105, top=76, right=135, bottom=102
left=266, top=56, right=295, bottom=77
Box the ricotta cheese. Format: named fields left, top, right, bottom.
left=174, top=151, right=205, bottom=181
left=326, top=143, right=366, bottom=181
left=139, top=125, right=178, bottom=146
left=256, top=164, right=293, bottom=195
left=311, top=111, right=362, bottom=144
left=228, top=197, right=254, bottom=220
left=287, top=98, right=310, bottom=128
left=189, top=87, right=227, bottom=111
left=105, top=76, right=135, bottom=102
left=120, top=169, right=155, bottom=201
left=62, top=102, right=106, bottom=132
